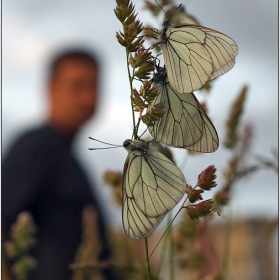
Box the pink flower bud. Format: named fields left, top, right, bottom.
left=197, top=165, right=217, bottom=190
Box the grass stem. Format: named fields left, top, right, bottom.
left=145, top=238, right=151, bottom=280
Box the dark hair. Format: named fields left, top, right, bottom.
left=48, top=48, right=100, bottom=83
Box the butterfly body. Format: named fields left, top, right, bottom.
left=123, top=139, right=149, bottom=154
left=151, top=65, right=167, bottom=84
left=159, top=19, right=172, bottom=42
left=122, top=139, right=186, bottom=239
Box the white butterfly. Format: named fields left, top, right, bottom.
left=156, top=20, right=238, bottom=93
left=148, top=67, right=219, bottom=152
left=122, top=139, right=186, bottom=239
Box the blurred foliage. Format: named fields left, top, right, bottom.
left=3, top=212, right=37, bottom=280
left=223, top=86, right=248, bottom=149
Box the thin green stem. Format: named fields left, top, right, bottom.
left=150, top=196, right=188, bottom=257
left=134, top=118, right=141, bottom=139
left=145, top=238, right=151, bottom=280
left=125, top=49, right=137, bottom=139
left=168, top=211, right=175, bottom=280
left=155, top=226, right=168, bottom=279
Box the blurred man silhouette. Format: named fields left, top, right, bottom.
left=2, top=49, right=115, bottom=280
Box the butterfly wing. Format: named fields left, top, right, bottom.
left=196, top=26, right=238, bottom=80
left=185, top=96, right=219, bottom=152
left=148, top=82, right=219, bottom=152
left=122, top=142, right=186, bottom=239
left=122, top=179, right=167, bottom=239
left=160, top=24, right=238, bottom=93
left=149, top=83, right=203, bottom=147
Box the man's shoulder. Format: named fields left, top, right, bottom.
left=4, top=125, right=62, bottom=159
left=13, top=125, right=56, bottom=147
left=20, top=125, right=55, bottom=141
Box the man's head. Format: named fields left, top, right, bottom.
left=47, top=49, right=100, bottom=134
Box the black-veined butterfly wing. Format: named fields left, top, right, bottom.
left=149, top=83, right=203, bottom=147
left=122, top=140, right=186, bottom=239
left=196, top=26, right=237, bottom=80
left=158, top=21, right=238, bottom=93
left=183, top=96, right=219, bottom=152
left=149, top=68, right=219, bottom=152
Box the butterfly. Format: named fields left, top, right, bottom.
left=122, top=139, right=186, bottom=239
left=148, top=66, right=219, bottom=152
left=155, top=20, right=238, bottom=93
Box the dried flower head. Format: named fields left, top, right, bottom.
left=142, top=102, right=165, bottom=126
left=223, top=85, right=248, bottom=149
left=115, top=0, right=144, bottom=52
left=186, top=184, right=204, bottom=203
left=103, top=170, right=122, bottom=187
left=129, top=48, right=153, bottom=69
left=197, top=165, right=217, bottom=191
left=186, top=199, right=215, bottom=220
left=134, top=61, right=155, bottom=80
left=131, top=81, right=165, bottom=125
left=5, top=212, right=37, bottom=258
left=214, top=189, right=230, bottom=206
left=131, top=81, right=158, bottom=109
left=103, top=171, right=123, bottom=207
left=4, top=212, right=37, bottom=280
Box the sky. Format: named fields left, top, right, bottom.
left=2, top=0, right=278, bottom=227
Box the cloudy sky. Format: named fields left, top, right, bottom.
left=3, top=0, right=278, bottom=227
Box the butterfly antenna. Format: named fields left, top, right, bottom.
left=139, top=127, right=148, bottom=139
left=88, top=137, right=122, bottom=147
left=150, top=54, right=160, bottom=65
left=155, top=0, right=167, bottom=18
left=171, top=4, right=182, bottom=19
left=88, top=147, right=120, bottom=151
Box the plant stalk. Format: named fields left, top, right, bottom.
left=125, top=50, right=138, bottom=139
left=150, top=196, right=189, bottom=257
left=168, top=212, right=175, bottom=280
left=145, top=237, right=151, bottom=280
